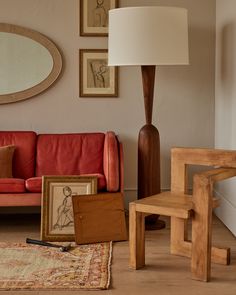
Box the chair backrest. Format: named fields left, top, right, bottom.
left=171, top=147, right=236, bottom=193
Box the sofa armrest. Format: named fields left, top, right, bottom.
left=103, top=131, right=120, bottom=192
left=118, top=138, right=124, bottom=192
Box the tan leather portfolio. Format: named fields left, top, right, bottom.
left=72, top=192, right=127, bottom=244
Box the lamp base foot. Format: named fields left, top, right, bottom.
left=145, top=215, right=166, bottom=230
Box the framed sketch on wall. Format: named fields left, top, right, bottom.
left=41, top=176, right=97, bottom=241
left=80, top=0, right=119, bottom=36
left=79, top=49, right=118, bottom=97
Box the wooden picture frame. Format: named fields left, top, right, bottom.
left=41, top=176, right=97, bottom=241
left=79, top=49, right=118, bottom=97
left=80, top=0, right=119, bottom=36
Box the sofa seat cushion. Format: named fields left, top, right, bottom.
left=0, top=178, right=26, bottom=193
left=26, top=174, right=106, bottom=193
left=25, top=177, right=42, bottom=193
left=81, top=174, right=106, bottom=191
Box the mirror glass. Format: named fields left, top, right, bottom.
left=0, top=32, right=53, bottom=95
left=0, top=23, right=62, bottom=104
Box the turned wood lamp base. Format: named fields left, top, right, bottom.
left=138, top=65, right=165, bottom=230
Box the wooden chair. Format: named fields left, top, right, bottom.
left=129, top=147, right=236, bottom=282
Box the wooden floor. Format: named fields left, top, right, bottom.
left=0, top=214, right=236, bottom=295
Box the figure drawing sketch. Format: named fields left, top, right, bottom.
left=89, top=60, right=109, bottom=88
left=93, top=0, right=108, bottom=27
left=53, top=186, right=74, bottom=230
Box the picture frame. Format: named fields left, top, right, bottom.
left=41, top=175, right=97, bottom=241
left=80, top=0, right=119, bottom=36
left=79, top=49, right=118, bottom=97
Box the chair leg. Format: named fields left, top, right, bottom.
left=191, top=176, right=212, bottom=282
left=170, top=217, right=188, bottom=255
left=171, top=239, right=230, bottom=265
left=129, top=203, right=145, bottom=269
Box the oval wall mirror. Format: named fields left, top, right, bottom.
left=0, top=23, right=62, bottom=104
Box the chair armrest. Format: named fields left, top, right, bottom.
left=193, top=167, right=236, bottom=184
left=193, top=168, right=236, bottom=209
left=171, top=147, right=236, bottom=168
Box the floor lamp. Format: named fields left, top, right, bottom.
left=108, top=7, right=189, bottom=228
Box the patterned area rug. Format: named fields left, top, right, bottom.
left=0, top=242, right=112, bottom=290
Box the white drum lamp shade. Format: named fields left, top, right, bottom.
left=108, top=6, right=189, bottom=66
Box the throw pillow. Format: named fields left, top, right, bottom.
left=0, top=145, right=15, bottom=178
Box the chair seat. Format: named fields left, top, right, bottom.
left=133, top=191, right=220, bottom=219
left=0, top=178, right=26, bottom=193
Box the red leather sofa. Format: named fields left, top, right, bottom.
left=0, top=131, right=123, bottom=207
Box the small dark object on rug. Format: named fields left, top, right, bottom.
left=26, top=238, right=71, bottom=252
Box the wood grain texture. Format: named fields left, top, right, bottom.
left=138, top=125, right=160, bottom=199
left=191, top=174, right=213, bottom=281
left=138, top=65, right=160, bottom=202
left=171, top=147, right=236, bottom=168
left=137, top=66, right=163, bottom=228
left=135, top=192, right=192, bottom=219
left=129, top=203, right=145, bottom=269
left=195, top=168, right=236, bottom=183
left=141, top=66, right=155, bottom=125
left=171, top=240, right=230, bottom=265
left=131, top=148, right=236, bottom=282
left=191, top=167, right=236, bottom=281
left=72, top=192, right=127, bottom=245
left=170, top=148, right=189, bottom=255
left=134, top=192, right=219, bottom=219
left=170, top=148, right=236, bottom=268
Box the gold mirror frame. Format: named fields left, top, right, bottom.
left=0, top=23, right=62, bottom=104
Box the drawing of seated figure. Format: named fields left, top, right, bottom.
left=53, top=186, right=74, bottom=230
left=93, top=0, right=108, bottom=27
left=90, top=60, right=109, bottom=88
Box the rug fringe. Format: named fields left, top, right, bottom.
left=106, top=241, right=113, bottom=289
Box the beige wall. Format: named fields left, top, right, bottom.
left=215, top=0, right=236, bottom=235
left=0, top=0, right=216, bottom=206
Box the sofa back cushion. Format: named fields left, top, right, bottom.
left=0, top=131, right=37, bottom=179
left=36, top=133, right=105, bottom=176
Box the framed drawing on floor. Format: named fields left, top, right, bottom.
left=80, top=0, right=119, bottom=36
left=41, top=176, right=97, bottom=241
left=79, top=49, right=118, bottom=97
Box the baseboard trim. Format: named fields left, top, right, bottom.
left=214, top=190, right=236, bottom=237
